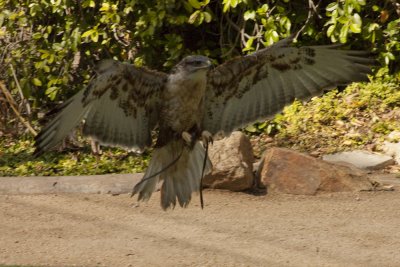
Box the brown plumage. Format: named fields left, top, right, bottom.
left=34, top=38, right=374, bottom=209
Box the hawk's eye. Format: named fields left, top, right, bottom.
left=191, top=60, right=203, bottom=66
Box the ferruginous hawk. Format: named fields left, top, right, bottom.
left=34, top=38, right=374, bottom=209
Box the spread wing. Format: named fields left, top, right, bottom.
left=203, top=38, right=374, bottom=135
left=34, top=60, right=168, bottom=155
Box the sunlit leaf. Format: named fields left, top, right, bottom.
left=32, top=78, right=42, bottom=86
left=244, top=10, right=255, bottom=21
left=327, top=24, right=336, bottom=37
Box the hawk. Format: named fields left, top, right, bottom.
left=34, top=38, right=373, bottom=209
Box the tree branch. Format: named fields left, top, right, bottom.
left=10, top=64, right=31, bottom=115
left=0, top=81, right=37, bottom=136
left=294, top=0, right=322, bottom=41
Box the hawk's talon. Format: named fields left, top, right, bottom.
left=201, top=130, right=213, bottom=147
left=181, top=131, right=192, bottom=146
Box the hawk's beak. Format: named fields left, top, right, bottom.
left=204, top=60, right=213, bottom=70
left=194, top=60, right=212, bottom=71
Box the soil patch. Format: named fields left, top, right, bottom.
left=1, top=189, right=400, bottom=266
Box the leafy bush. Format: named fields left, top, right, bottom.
left=0, top=0, right=400, bottom=176
left=1, top=0, right=399, bottom=109
left=0, top=137, right=149, bottom=176
left=272, top=80, right=400, bottom=154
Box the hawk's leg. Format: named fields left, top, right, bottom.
left=181, top=124, right=202, bottom=148
left=201, top=130, right=213, bottom=148
left=181, top=131, right=193, bottom=146
left=181, top=129, right=213, bottom=148
left=181, top=128, right=213, bottom=210
left=198, top=130, right=213, bottom=210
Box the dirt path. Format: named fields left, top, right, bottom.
left=1, top=189, right=400, bottom=267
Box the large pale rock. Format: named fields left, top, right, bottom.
left=322, top=150, right=394, bottom=170
left=261, top=148, right=373, bottom=195
left=204, top=131, right=254, bottom=191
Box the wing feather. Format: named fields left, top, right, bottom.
left=204, top=39, right=374, bottom=135
left=34, top=60, right=167, bottom=155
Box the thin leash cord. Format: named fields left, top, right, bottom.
left=130, top=148, right=184, bottom=197
left=200, top=141, right=209, bottom=209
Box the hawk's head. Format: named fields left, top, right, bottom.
left=172, top=55, right=212, bottom=75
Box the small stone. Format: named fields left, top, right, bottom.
left=309, top=151, right=320, bottom=157
left=264, top=136, right=274, bottom=143
left=382, top=185, right=395, bottom=191
left=322, top=150, right=395, bottom=170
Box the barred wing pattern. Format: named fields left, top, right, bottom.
left=203, top=39, right=374, bottom=136
left=34, top=60, right=167, bottom=155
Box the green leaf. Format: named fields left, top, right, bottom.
left=368, top=23, right=380, bottom=32
left=372, top=5, right=380, bottom=12
left=91, top=32, right=99, bottom=42
left=339, top=24, right=349, bottom=43
left=257, top=4, right=269, bottom=14
left=245, top=125, right=257, bottom=133
left=43, top=65, right=50, bottom=73
left=338, top=16, right=349, bottom=24
left=188, top=0, right=201, bottom=9
left=327, top=24, right=336, bottom=37
left=243, top=37, right=255, bottom=52
left=244, top=10, right=256, bottom=21
left=99, top=3, right=110, bottom=12
left=188, top=10, right=204, bottom=25
left=222, top=0, right=239, bottom=13
left=349, top=23, right=361, bottom=33
left=203, top=11, right=212, bottom=23
left=45, top=87, right=59, bottom=100
left=349, top=13, right=362, bottom=33
left=188, top=10, right=199, bottom=24
left=32, top=78, right=42, bottom=86
left=326, top=2, right=337, bottom=12
left=81, top=29, right=94, bottom=38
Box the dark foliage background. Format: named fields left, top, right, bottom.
left=0, top=0, right=399, bottom=135
left=0, top=0, right=399, bottom=176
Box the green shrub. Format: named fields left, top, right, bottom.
left=272, top=80, right=400, bottom=154
left=1, top=0, right=398, bottom=111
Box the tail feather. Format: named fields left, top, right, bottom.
left=132, top=140, right=212, bottom=210
left=161, top=177, right=177, bottom=209
left=172, top=171, right=188, bottom=207
left=134, top=152, right=162, bottom=201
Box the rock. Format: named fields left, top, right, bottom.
left=253, top=158, right=266, bottom=189
left=204, top=131, right=254, bottom=191
left=322, top=150, right=394, bottom=170
left=382, top=141, right=400, bottom=164
left=370, top=173, right=400, bottom=188
left=260, top=148, right=373, bottom=195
